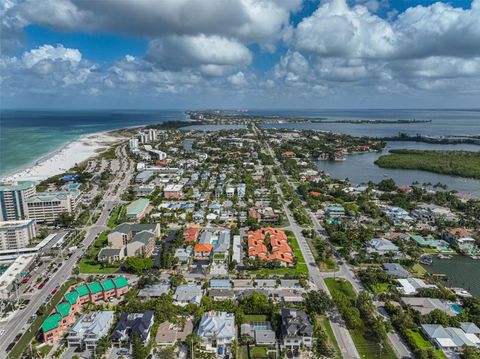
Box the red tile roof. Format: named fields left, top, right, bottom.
left=247, top=228, right=293, bottom=264
left=194, top=243, right=213, bottom=253
left=184, top=227, right=201, bottom=242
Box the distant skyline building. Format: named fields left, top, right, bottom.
left=140, top=129, right=157, bottom=144
left=0, top=181, right=36, bottom=221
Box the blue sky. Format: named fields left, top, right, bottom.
left=1, top=0, right=479, bottom=109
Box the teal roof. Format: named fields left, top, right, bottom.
left=88, top=282, right=103, bottom=294
left=56, top=301, right=71, bottom=317
left=75, top=284, right=89, bottom=297
left=42, top=313, right=62, bottom=333
left=101, top=279, right=115, bottom=291
left=0, top=181, right=35, bottom=192
left=113, top=276, right=129, bottom=289
left=65, top=291, right=79, bottom=305
left=126, top=198, right=150, bottom=216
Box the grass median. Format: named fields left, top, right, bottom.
left=8, top=279, right=77, bottom=359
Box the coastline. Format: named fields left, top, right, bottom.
left=1, top=131, right=123, bottom=182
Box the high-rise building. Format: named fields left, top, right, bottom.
left=139, top=129, right=157, bottom=144
left=0, top=219, right=37, bottom=250
left=129, top=138, right=139, bottom=151
left=0, top=181, right=36, bottom=221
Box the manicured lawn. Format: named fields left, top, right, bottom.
left=324, top=278, right=356, bottom=300
left=243, top=314, right=268, bottom=323
left=8, top=280, right=77, bottom=359
left=350, top=329, right=397, bottom=359
left=411, top=263, right=427, bottom=277
left=107, top=206, right=122, bottom=228
left=405, top=329, right=448, bottom=359
left=250, top=346, right=268, bottom=358
left=252, top=232, right=307, bottom=277
left=319, top=316, right=341, bottom=358
left=78, top=259, right=118, bottom=274
left=78, top=231, right=118, bottom=274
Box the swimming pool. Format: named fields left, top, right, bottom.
left=448, top=303, right=462, bottom=314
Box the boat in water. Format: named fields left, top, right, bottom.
left=420, top=255, right=433, bottom=265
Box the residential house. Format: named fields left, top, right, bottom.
left=163, top=184, right=183, bottom=199
left=197, top=311, right=235, bottom=353
left=367, top=238, right=400, bottom=256
left=241, top=322, right=276, bottom=346
left=400, top=297, right=458, bottom=316
left=155, top=318, right=194, bottom=346
left=383, top=263, right=410, bottom=278
left=173, top=284, right=202, bottom=306
left=66, top=311, right=115, bottom=351
left=421, top=324, right=480, bottom=352
left=138, top=282, right=170, bottom=300
left=280, top=309, right=313, bottom=350
left=183, top=226, right=201, bottom=243
left=174, top=246, right=192, bottom=264
left=396, top=278, right=437, bottom=295
left=194, top=243, right=213, bottom=258
left=112, top=311, right=155, bottom=347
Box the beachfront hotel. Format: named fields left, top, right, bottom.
left=26, top=189, right=82, bottom=223
left=0, top=181, right=36, bottom=221
left=0, top=219, right=36, bottom=250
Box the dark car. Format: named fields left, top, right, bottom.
left=6, top=342, right=15, bottom=352
left=14, top=333, right=22, bottom=341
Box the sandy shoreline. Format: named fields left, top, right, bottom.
left=1, top=131, right=122, bottom=182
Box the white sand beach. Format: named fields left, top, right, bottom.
left=2, top=132, right=121, bottom=182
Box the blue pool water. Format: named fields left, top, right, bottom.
left=449, top=303, right=462, bottom=314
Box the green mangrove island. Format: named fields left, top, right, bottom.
left=374, top=149, right=480, bottom=179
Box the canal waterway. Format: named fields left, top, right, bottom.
left=424, top=256, right=480, bottom=297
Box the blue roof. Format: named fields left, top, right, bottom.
left=210, top=279, right=232, bottom=288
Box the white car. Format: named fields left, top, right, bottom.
left=0, top=329, right=5, bottom=336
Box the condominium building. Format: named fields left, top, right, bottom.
left=66, top=311, right=115, bottom=351
left=0, top=181, right=36, bottom=221
left=129, top=138, right=139, bottom=151
left=140, top=129, right=157, bottom=144
left=26, top=190, right=81, bottom=223
left=0, top=219, right=36, bottom=250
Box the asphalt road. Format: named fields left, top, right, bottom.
left=259, top=124, right=411, bottom=359
left=1, top=146, right=133, bottom=357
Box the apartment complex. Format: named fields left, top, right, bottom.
left=0, top=219, right=36, bottom=250
left=0, top=181, right=36, bottom=221
left=98, top=223, right=160, bottom=262
left=26, top=190, right=81, bottom=223
left=247, top=228, right=294, bottom=265
left=42, top=277, right=129, bottom=343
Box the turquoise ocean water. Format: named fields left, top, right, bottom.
left=0, top=110, right=186, bottom=177
left=1, top=109, right=479, bottom=178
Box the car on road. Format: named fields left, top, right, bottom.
left=51, top=288, right=57, bottom=295
left=14, top=333, right=22, bottom=341
left=6, top=342, right=15, bottom=352
left=0, top=329, right=5, bottom=336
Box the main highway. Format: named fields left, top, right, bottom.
left=1, top=145, right=133, bottom=357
